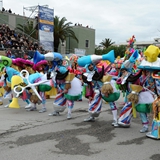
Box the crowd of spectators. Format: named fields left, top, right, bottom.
left=0, top=24, right=46, bottom=59
left=1, top=7, right=12, bottom=14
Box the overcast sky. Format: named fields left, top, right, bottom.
left=2, top=0, right=160, bottom=45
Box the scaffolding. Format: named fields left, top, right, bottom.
left=21, top=5, right=49, bottom=49
left=23, top=5, right=48, bottom=18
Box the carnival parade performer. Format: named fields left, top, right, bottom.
left=117, top=45, right=160, bottom=134
left=127, top=71, right=155, bottom=133
left=147, top=71, right=160, bottom=139
left=135, top=44, right=160, bottom=138
left=26, top=60, right=48, bottom=113
left=0, top=55, right=12, bottom=106
left=13, top=58, right=34, bottom=109
left=134, top=45, right=160, bottom=133
left=116, top=50, right=142, bottom=127
left=77, top=50, right=117, bottom=122
left=101, top=74, right=120, bottom=126
left=48, top=58, right=82, bottom=119
left=80, top=62, right=104, bottom=122
left=45, top=61, right=57, bottom=99
left=2, top=66, right=20, bottom=108
left=81, top=62, right=120, bottom=124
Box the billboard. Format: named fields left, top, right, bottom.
left=38, top=6, right=54, bottom=51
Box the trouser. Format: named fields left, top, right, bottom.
left=109, top=102, right=118, bottom=122
left=139, top=112, right=149, bottom=125
left=88, top=90, right=102, bottom=117
left=118, top=102, right=132, bottom=126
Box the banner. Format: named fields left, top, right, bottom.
left=38, top=6, right=54, bottom=51
left=74, top=48, right=86, bottom=56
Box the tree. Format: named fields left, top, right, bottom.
left=99, top=38, right=115, bottom=49
left=16, top=21, right=38, bottom=40
left=54, top=16, right=78, bottom=52
left=102, top=45, right=126, bottom=58
left=95, top=45, right=103, bottom=55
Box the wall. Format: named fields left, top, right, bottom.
left=66, top=25, right=95, bottom=55
left=0, top=11, right=35, bottom=29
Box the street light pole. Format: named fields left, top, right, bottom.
left=69, top=35, right=70, bottom=54
left=0, top=0, right=3, bottom=11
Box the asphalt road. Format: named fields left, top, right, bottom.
left=0, top=94, right=160, bottom=160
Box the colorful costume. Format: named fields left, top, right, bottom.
left=77, top=51, right=119, bottom=123
left=136, top=45, right=160, bottom=138
left=116, top=50, right=142, bottom=127
left=48, top=62, right=82, bottom=119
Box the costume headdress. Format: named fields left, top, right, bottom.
left=24, top=60, right=34, bottom=67
left=33, top=60, right=48, bottom=72
left=138, top=45, right=160, bottom=70
left=15, top=58, right=26, bottom=67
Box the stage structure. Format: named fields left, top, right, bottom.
left=23, top=5, right=54, bottom=51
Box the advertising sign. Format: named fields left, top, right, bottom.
left=38, top=6, right=54, bottom=51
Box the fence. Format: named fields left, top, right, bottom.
left=0, top=48, right=42, bottom=59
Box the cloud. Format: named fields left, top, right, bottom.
left=3, top=0, right=160, bottom=45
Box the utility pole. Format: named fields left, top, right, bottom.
left=0, top=0, right=3, bottom=11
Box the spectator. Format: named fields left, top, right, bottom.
left=6, top=48, right=11, bottom=58
left=2, top=7, right=5, bottom=12
left=0, top=24, right=45, bottom=58
left=0, top=41, right=4, bottom=50
left=8, top=9, right=12, bottom=13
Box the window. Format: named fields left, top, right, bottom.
left=85, top=40, right=89, bottom=48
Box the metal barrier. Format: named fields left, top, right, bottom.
left=0, top=48, right=36, bottom=59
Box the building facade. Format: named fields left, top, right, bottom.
left=0, top=11, right=35, bottom=30
left=65, top=25, right=95, bottom=55
left=0, top=12, right=96, bottom=55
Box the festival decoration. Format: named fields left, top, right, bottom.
left=33, top=51, right=63, bottom=64
left=101, top=75, right=120, bottom=102
left=0, top=56, right=12, bottom=71
left=138, top=45, right=160, bottom=70
left=77, top=50, right=115, bottom=67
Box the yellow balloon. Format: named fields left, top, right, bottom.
left=144, top=45, right=160, bottom=62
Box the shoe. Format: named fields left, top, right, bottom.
left=140, top=126, right=148, bottom=133
left=45, top=95, right=50, bottom=99
left=25, top=103, right=32, bottom=109
left=39, top=108, right=47, bottom=113
left=119, top=102, right=125, bottom=106
left=118, top=121, right=130, bottom=128
left=84, top=117, right=95, bottom=122
left=67, top=113, right=72, bottom=119
left=48, top=111, right=60, bottom=116
left=27, top=107, right=37, bottom=111
left=0, top=101, right=3, bottom=105
left=4, top=104, right=9, bottom=108
left=112, top=120, right=119, bottom=127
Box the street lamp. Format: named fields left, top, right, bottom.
left=0, top=0, right=3, bottom=11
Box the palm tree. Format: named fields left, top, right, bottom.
left=99, top=38, right=115, bottom=49
left=16, top=21, right=38, bottom=40
left=54, top=16, right=78, bottom=52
